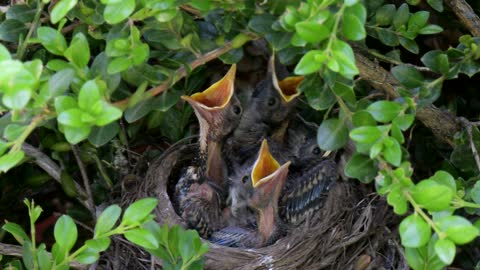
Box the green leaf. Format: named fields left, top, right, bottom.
left=122, top=198, right=158, bottom=225
left=60, top=170, right=78, bottom=197
left=294, top=50, right=324, bottom=75
left=419, top=25, right=443, bottom=35
left=37, top=27, right=67, bottom=56
left=344, top=153, right=377, bottom=183
left=219, top=48, right=243, bottom=64
left=366, top=101, right=403, bottom=123
left=124, top=98, right=156, bottom=123
left=89, top=122, right=120, bottom=147
left=350, top=126, right=382, bottom=144
left=3, top=89, right=32, bottom=110
left=104, top=0, right=135, bottom=24
left=405, top=238, right=447, bottom=270
left=429, top=171, right=456, bottom=193
left=95, top=204, right=121, bottom=237
left=332, top=81, right=355, bottom=103
left=108, top=57, right=132, bottom=74
left=387, top=185, right=408, bottom=214
left=78, top=80, right=101, bottom=112
left=302, top=79, right=336, bottom=110
left=131, top=44, right=150, bottom=65
left=248, top=14, right=276, bottom=34
left=436, top=216, right=479, bottom=244
left=295, top=21, right=329, bottom=44
left=421, top=51, right=449, bottom=74
left=6, top=5, right=36, bottom=23
left=370, top=141, right=383, bottom=158
left=408, top=11, right=429, bottom=32
left=399, top=37, right=419, bottom=54
left=0, top=151, right=24, bottom=172
left=393, top=114, right=414, bottom=131
left=391, top=65, right=424, bottom=88
left=63, top=125, right=91, bottom=144
left=2, top=222, right=29, bottom=244
left=352, top=110, right=376, bottom=127
left=266, top=31, right=293, bottom=50
left=95, top=102, right=122, bottom=126
left=317, top=118, right=348, bottom=151
left=58, top=108, right=84, bottom=127
left=50, top=0, right=78, bottom=24
left=0, top=19, right=27, bottom=43
left=37, top=247, right=52, bottom=270
left=399, top=214, right=431, bottom=248
left=383, top=137, right=402, bottom=166
left=64, top=32, right=90, bottom=68
left=427, top=0, right=443, bottom=12
left=85, top=238, right=111, bottom=252
left=54, top=215, right=78, bottom=253
left=155, top=8, right=178, bottom=22
left=412, top=180, right=453, bottom=211
left=4, top=124, right=26, bottom=141
left=393, top=3, right=410, bottom=30
left=434, top=238, right=455, bottom=265
left=76, top=248, right=100, bottom=264
left=471, top=181, right=480, bottom=204
left=375, top=4, right=396, bottom=26
left=22, top=241, right=35, bottom=270
left=343, top=13, right=365, bottom=41
left=377, top=28, right=399, bottom=46
left=331, top=39, right=359, bottom=78
left=124, top=228, right=159, bottom=249
left=49, top=69, right=74, bottom=97
left=55, top=96, right=77, bottom=113
left=344, top=0, right=358, bottom=6
left=47, top=59, right=71, bottom=71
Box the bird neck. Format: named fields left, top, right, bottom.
left=206, top=141, right=226, bottom=188
left=198, top=116, right=210, bottom=153
left=257, top=205, right=278, bottom=245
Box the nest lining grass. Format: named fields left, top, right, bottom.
left=109, top=143, right=408, bottom=270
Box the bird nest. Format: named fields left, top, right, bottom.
left=116, top=143, right=408, bottom=270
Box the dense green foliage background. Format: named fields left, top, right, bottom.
left=2, top=0, right=480, bottom=269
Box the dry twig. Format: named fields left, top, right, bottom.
left=445, top=0, right=480, bottom=37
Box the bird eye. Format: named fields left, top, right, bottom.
left=241, top=175, right=248, bottom=184
left=312, top=146, right=321, bottom=155
left=267, top=97, right=276, bottom=106
left=233, top=105, right=242, bottom=115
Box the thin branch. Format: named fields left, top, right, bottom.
left=466, top=125, right=480, bottom=172
left=0, top=242, right=86, bottom=269
left=114, top=34, right=258, bottom=108
left=354, top=51, right=461, bottom=146
left=72, top=145, right=95, bottom=215
left=22, top=143, right=91, bottom=210
left=445, top=0, right=480, bottom=37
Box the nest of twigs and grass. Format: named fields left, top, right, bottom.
left=101, top=141, right=409, bottom=270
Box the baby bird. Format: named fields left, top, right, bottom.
left=210, top=140, right=290, bottom=248
left=224, top=55, right=303, bottom=168
left=175, top=65, right=243, bottom=237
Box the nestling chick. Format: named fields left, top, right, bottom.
left=210, top=140, right=290, bottom=248
left=175, top=65, right=243, bottom=237
left=224, top=55, right=303, bottom=168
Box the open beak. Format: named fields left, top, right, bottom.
left=269, top=55, right=303, bottom=103
left=181, top=64, right=236, bottom=123
left=251, top=140, right=291, bottom=199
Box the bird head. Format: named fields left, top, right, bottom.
left=251, top=55, right=303, bottom=125
left=181, top=64, right=243, bottom=147
left=249, top=139, right=290, bottom=213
